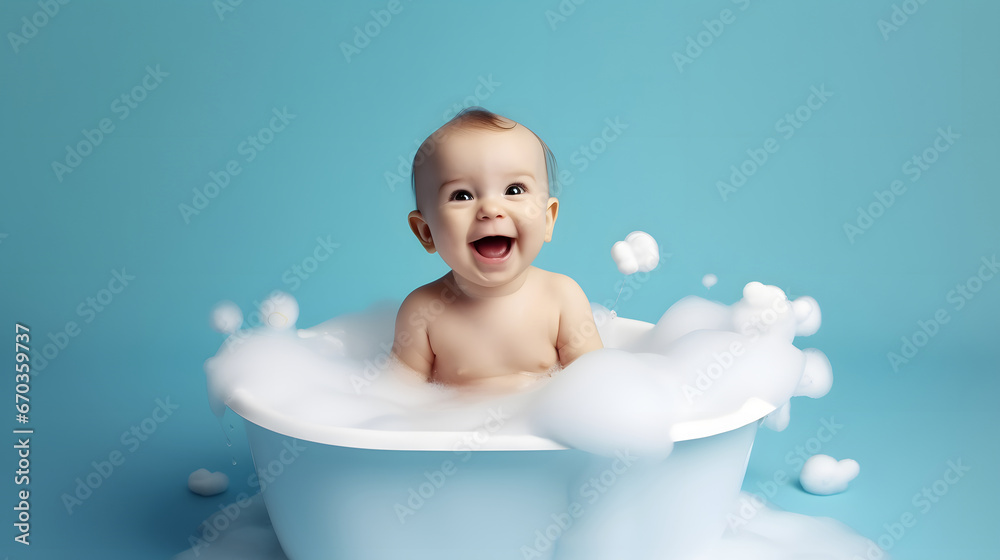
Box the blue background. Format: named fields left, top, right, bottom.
left=2, top=0, right=997, bottom=558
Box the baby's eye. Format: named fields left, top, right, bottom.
left=506, top=183, right=526, bottom=195
left=450, top=190, right=473, bottom=201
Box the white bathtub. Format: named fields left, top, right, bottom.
left=202, top=281, right=834, bottom=560
left=231, top=389, right=771, bottom=560
left=214, top=307, right=790, bottom=560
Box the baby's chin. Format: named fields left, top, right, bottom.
left=457, top=268, right=520, bottom=285
left=449, top=265, right=531, bottom=290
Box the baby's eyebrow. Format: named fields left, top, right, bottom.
left=438, top=178, right=466, bottom=192
left=438, top=171, right=536, bottom=192
left=505, top=171, right=536, bottom=182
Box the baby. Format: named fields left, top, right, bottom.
left=391, top=108, right=603, bottom=391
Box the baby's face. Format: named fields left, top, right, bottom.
left=411, top=123, right=558, bottom=291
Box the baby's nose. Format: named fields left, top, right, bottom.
left=476, top=198, right=506, bottom=220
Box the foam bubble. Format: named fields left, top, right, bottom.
left=187, top=468, right=229, bottom=497
left=792, top=296, right=821, bottom=337
left=529, top=349, right=676, bottom=460
left=701, top=492, right=878, bottom=559
left=731, top=282, right=797, bottom=340
left=763, top=401, right=791, bottom=432
left=260, top=291, right=298, bottom=329
left=702, top=273, right=718, bottom=289
left=800, top=454, right=860, bottom=495
left=794, top=348, right=833, bottom=399
left=611, top=231, right=659, bottom=275
left=211, top=301, right=243, bottom=334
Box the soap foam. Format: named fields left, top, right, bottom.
left=611, top=231, right=660, bottom=275
left=799, top=454, right=861, bottom=495
left=192, top=283, right=884, bottom=558
left=204, top=282, right=830, bottom=457
left=188, top=468, right=229, bottom=497
left=172, top=491, right=878, bottom=560
left=173, top=493, right=288, bottom=560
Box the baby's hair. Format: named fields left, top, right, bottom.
left=410, top=107, right=559, bottom=200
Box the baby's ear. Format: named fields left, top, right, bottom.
left=543, top=197, right=559, bottom=242
left=408, top=210, right=436, bottom=253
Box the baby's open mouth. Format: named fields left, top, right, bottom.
left=472, top=236, right=513, bottom=259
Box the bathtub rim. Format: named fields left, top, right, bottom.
left=227, top=387, right=776, bottom=451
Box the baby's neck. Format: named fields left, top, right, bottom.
left=448, top=267, right=533, bottom=299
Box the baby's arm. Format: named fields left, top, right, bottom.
left=391, top=290, right=435, bottom=383
left=555, top=275, right=604, bottom=366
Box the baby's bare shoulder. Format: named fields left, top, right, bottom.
left=532, top=268, right=590, bottom=308
left=400, top=277, right=455, bottom=315
left=402, top=279, right=440, bottom=303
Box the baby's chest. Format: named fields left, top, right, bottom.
left=428, top=305, right=558, bottom=369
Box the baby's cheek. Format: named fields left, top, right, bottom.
left=525, top=197, right=550, bottom=219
